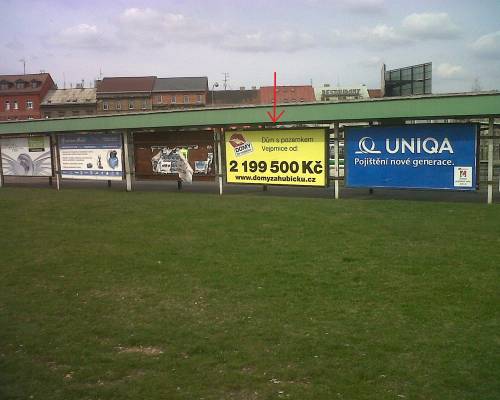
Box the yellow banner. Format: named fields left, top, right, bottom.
left=225, top=129, right=327, bottom=186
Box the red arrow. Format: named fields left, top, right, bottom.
left=266, top=71, right=285, bottom=123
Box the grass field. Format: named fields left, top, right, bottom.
left=0, top=187, right=499, bottom=400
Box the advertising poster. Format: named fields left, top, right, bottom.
left=0, top=136, right=52, bottom=176
left=134, top=131, right=215, bottom=182
left=345, top=124, right=478, bottom=190
left=58, top=133, right=123, bottom=180
left=225, top=129, right=327, bottom=187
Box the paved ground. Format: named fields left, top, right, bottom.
left=2, top=176, right=499, bottom=204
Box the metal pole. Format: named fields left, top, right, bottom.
left=334, top=121, right=340, bottom=199
left=51, top=134, right=60, bottom=190
left=122, top=130, right=132, bottom=192
left=217, top=128, right=224, bottom=195
left=487, top=117, right=494, bottom=204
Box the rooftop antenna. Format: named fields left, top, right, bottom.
left=222, top=72, right=229, bottom=90
left=63, top=72, right=66, bottom=89
left=99, top=68, right=103, bottom=80
left=19, top=58, right=26, bottom=74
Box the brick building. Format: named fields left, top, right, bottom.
left=260, top=85, right=315, bottom=105
left=96, top=76, right=155, bottom=114
left=152, top=77, right=208, bottom=109
left=41, top=88, right=97, bottom=118
left=0, top=73, right=56, bottom=121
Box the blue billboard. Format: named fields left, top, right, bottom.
left=345, top=124, right=478, bottom=190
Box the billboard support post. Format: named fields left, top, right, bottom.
left=487, top=117, right=494, bottom=204
left=334, top=121, right=340, bottom=199
left=216, top=128, right=224, bottom=196
left=51, top=133, right=60, bottom=191
left=122, top=130, right=132, bottom=192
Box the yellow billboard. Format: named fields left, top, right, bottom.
left=225, top=129, right=327, bottom=187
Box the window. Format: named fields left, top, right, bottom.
left=129, top=101, right=134, bottom=110
left=116, top=101, right=121, bottom=110
left=0, top=82, right=8, bottom=90
left=196, top=95, right=202, bottom=103
left=5, top=101, right=10, bottom=111
left=28, top=116, right=33, bottom=120
left=157, top=95, right=163, bottom=104
left=26, top=100, right=33, bottom=109
left=31, top=81, right=39, bottom=88
left=72, top=110, right=80, bottom=116
left=171, top=96, right=176, bottom=104
left=16, top=81, right=25, bottom=89
left=142, top=99, right=147, bottom=109
left=14, top=101, right=18, bottom=110
left=183, top=95, right=189, bottom=104
left=103, top=102, right=109, bottom=110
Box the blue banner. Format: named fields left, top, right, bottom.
left=345, top=124, right=478, bottom=190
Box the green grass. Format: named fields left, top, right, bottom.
left=0, top=187, right=499, bottom=400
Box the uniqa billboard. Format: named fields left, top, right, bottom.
left=345, top=124, right=479, bottom=190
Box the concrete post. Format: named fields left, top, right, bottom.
left=216, top=128, right=224, bottom=195
left=51, top=133, right=60, bottom=190
left=122, top=130, right=133, bottom=192
left=487, top=117, right=494, bottom=204
left=334, top=121, right=340, bottom=199
left=0, top=140, right=4, bottom=188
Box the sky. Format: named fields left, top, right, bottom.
left=1, top=0, right=500, bottom=93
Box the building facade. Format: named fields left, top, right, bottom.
left=0, top=73, right=56, bottom=121
left=96, top=77, right=155, bottom=114
left=152, top=77, right=208, bottom=110
left=41, top=88, right=97, bottom=118
left=259, top=85, right=315, bottom=104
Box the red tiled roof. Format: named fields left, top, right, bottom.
left=0, top=73, right=54, bottom=93
left=97, top=76, right=156, bottom=93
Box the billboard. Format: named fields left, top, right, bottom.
left=225, top=129, right=327, bottom=187
left=383, top=62, right=432, bottom=97
left=0, top=136, right=52, bottom=176
left=58, top=133, right=123, bottom=180
left=345, top=124, right=478, bottom=190
left=134, top=131, right=215, bottom=183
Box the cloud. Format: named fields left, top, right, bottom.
left=341, top=0, right=385, bottom=14
left=352, top=24, right=410, bottom=48
left=402, top=12, right=460, bottom=39
left=359, top=56, right=383, bottom=67
left=471, top=31, right=500, bottom=59
left=221, top=30, right=315, bottom=53
left=52, top=23, right=116, bottom=49
left=116, top=8, right=223, bottom=46
left=435, top=63, right=464, bottom=79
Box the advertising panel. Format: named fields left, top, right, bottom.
left=134, top=131, right=215, bottom=183
left=225, top=129, right=327, bottom=187
left=58, top=133, right=123, bottom=180
left=0, top=136, right=52, bottom=176
left=345, top=124, right=478, bottom=190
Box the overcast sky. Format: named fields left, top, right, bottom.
left=1, top=0, right=500, bottom=93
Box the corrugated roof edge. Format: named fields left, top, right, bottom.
left=1, top=91, right=499, bottom=135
